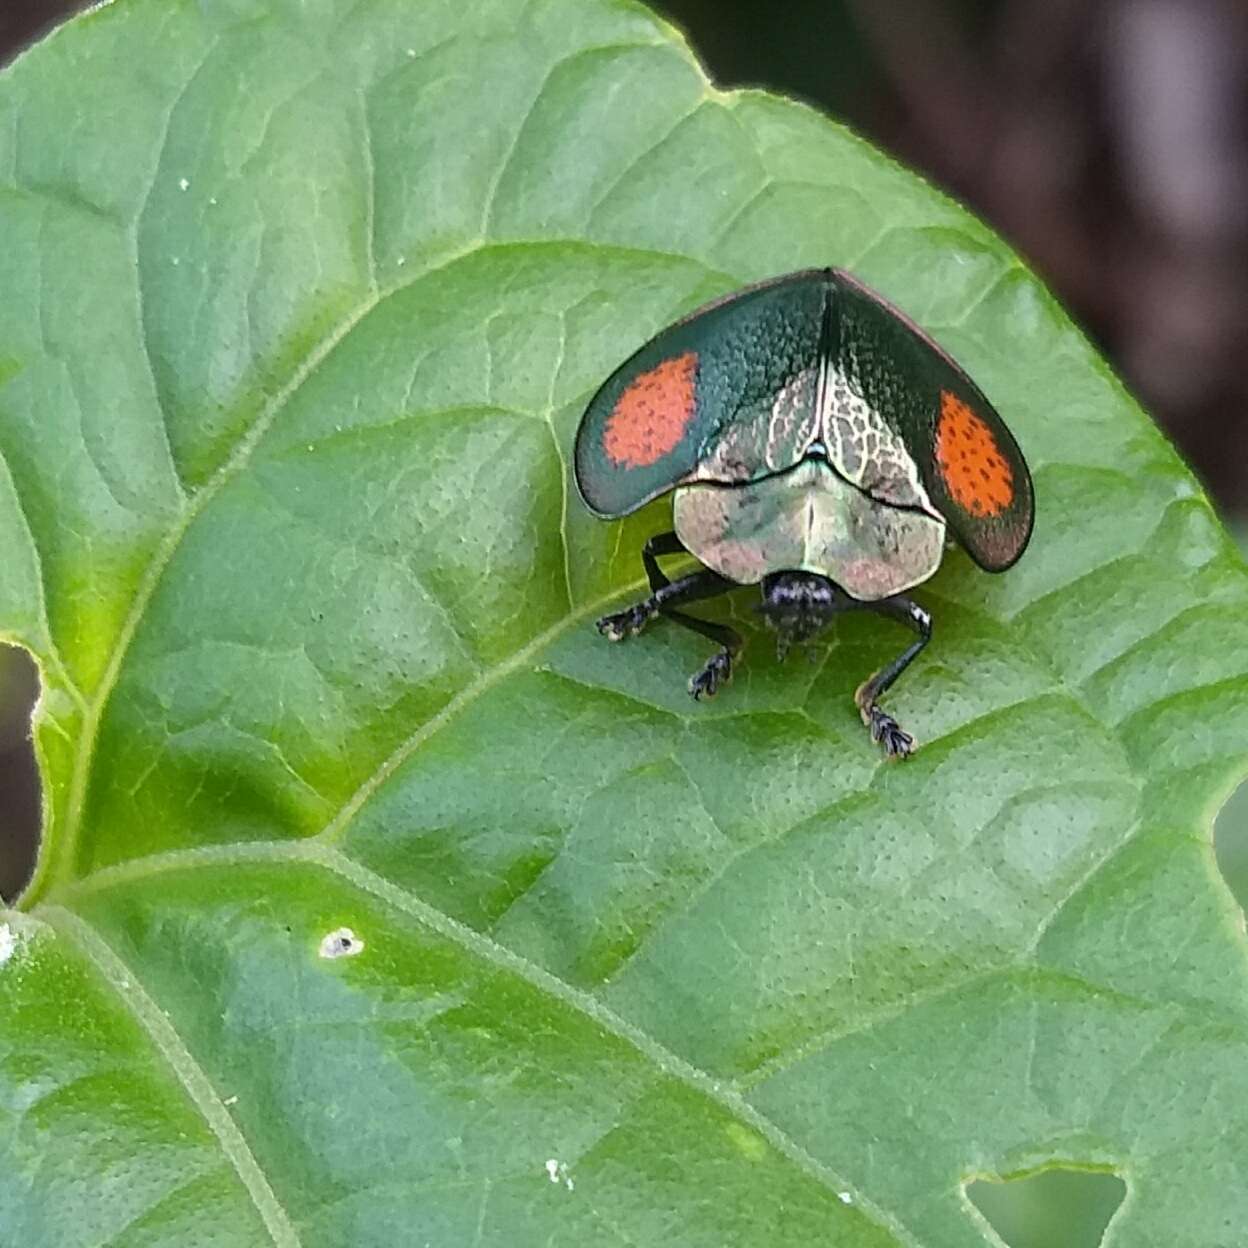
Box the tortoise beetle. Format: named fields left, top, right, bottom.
left=573, top=268, right=1034, bottom=757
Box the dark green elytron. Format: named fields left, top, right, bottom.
left=573, top=268, right=1034, bottom=757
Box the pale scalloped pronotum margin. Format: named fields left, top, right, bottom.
left=0, top=1, right=1246, bottom=1246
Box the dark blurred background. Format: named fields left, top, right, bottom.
left=0, top=1, right=1245, bottom=1240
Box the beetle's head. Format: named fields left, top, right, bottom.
left=758, top=572, right=840, bottom=660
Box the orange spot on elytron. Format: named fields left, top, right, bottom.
left=603, top=352, right=698, bottom=468
left=935, top=390, right=1014, bottom=517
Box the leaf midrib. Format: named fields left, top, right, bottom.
left=41, top=248, right=436, bottom=901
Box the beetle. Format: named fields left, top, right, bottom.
left=573, top=268, right=1033, bottom=758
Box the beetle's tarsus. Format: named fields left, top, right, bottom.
left=688, top=650, right=733, bottom=700
left=597, top=603, right=656, bottom=641
left=855, top=674, right=915, bottom=759
left=865, top=705, right=914, bottom=759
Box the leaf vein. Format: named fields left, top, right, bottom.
left=42, top=906, right=303, bottom=1248
left=315, top=575, right=650, bottom=846
left=312, top=844, right=925, bottom=1248
left=49, top=239, right=484, bottom=898
left=481, top=41, right=669, bottom=236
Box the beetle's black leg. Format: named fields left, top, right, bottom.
left=596, top=532, right=742, bottom=700
left=597, top=568, right=734, bottom=641
left=640, top=530, right=687, bottom=592
left=597, top=533, right=721, bottom=639
left=852, top=595, right=932, bottom=759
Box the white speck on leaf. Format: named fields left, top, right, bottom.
left=178, top=177, right=190, bottom=191
left=171, top=257, right=180, bottom=266
left=544, top=1159, right=574, bottom=1191
left=0, top=923, right=17, bottom=967
left=839, top=1191, right=853, bottom=1205
left=223, top=1095, right=239, bottom=1106
left=319, top=927, right=364, bottom=959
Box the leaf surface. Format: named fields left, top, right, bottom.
left=2, top=2, right=1247, bottom=1245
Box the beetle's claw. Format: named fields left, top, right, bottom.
left=688, top=651, right=733, bottom=701
left=863, top=704, right=914, bottom=759
left=596, top=603, right=655, bottom=642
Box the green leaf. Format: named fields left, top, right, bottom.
left=2, top=1, right=1247, bottom=1244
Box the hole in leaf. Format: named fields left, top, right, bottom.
left=0, top=645, right=41, bottom=903
left=1214, top=775, right=1248, bottom=914
left=966, top=1168, right=1126, bottom=1248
